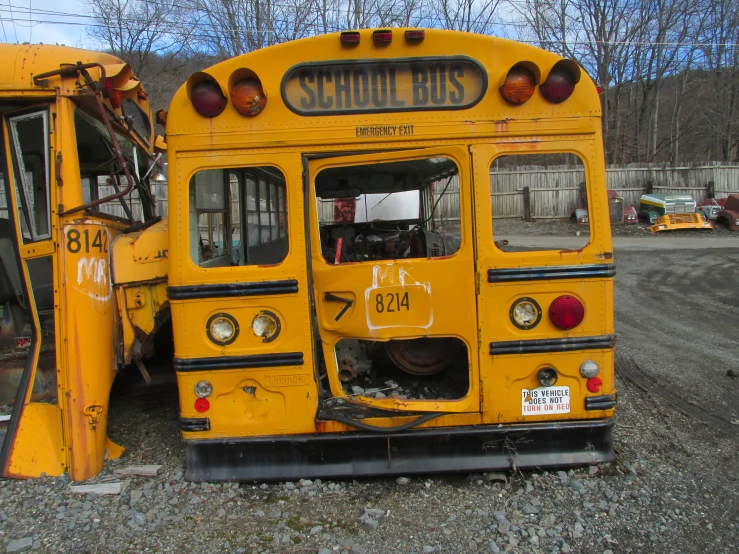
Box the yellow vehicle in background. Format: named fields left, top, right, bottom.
left=0, top=44, right=168, bottom=480
left=164, top=29, right=617, bottom=481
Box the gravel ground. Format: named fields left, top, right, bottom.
left=1, top=242, right=738, bottom=554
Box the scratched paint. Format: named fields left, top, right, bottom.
left=365, top=264, right=433, bottom=331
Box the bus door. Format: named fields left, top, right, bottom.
left=0, top=107, right=65, bottom=478
left=306, top=146, right=480, bottom=416
left=471, top=143, right=615, bottom=425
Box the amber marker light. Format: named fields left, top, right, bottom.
left=231, top=78, right=267, bottom=116
left=500, top=66, right=536, bottom=105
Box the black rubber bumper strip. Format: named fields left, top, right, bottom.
left=168, top=279, right=298, bottom=300
left=585, top=394, right=618, bottom=411
left=184, top=418, right=615, bottom=482
left=488, top=264, right=616, bottom=283
left=174, top=352, right=304, bottom=372
left=490, top=334, right=615, bottom=355
left=180, top=417, right=210, bottom=432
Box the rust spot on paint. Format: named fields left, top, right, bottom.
left=493, top=119, right=511, bottom=133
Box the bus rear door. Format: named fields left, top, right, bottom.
left=306, top=146, right=481, bottom=418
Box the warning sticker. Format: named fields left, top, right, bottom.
left=522, top=386, right=571, bottom=416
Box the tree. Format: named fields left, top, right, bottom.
left=85, top=0, right=194, bottom=81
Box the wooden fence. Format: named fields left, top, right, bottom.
left=430, top=164, right=739, bottom=222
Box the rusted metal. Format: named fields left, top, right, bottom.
left=385, top=338, right=458, bottom=376
left=134, top=359, right=153, bottom=385
left=338, top=358, right=356, bottom=382
left=55, top=152, right=63, bottom=187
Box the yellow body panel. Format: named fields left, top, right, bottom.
left=5, top=404, right=64, bottom=478
left=111, top=219, right=170, bottom=365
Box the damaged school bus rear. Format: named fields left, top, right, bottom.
left=0, top=44, right=168, bottom=480
left=164, top=29, right=616, bottom=481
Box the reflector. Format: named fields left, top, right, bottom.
left=231, top=78, right=267, bottom=116
left=586, top=377, right=603, bottom=393
left=194, top=398, right=210, bottom=413
left=540, top=65, right=577, bottom=103
left=500, top=66, right=536, bottom=105
left=190, top=80, right=227, bottom=117
left=549, top=295, right=585, bottom=330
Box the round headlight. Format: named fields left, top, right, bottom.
left=537, top=367, right=558, bottom=387
left=580, top=360, right=600, bottom=378
left=206, top=313, right=239, bottom=345
left=194, top=380, right=213, bottom=398
left=252, top=310, right=280, bottom=342
left=510, top=297, right=542, bottom=330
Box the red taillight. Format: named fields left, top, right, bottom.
left=549, top=295, right=584, bottom=330
left=194, top=398, right=210, bottom=413
left=373, top=30, right=392, bottom=43
left=190, top=80, right=227, bottom=118
left=540, top=65, right=577, bottom=103
left=405, top=30, right=425, bottom=42
left=340, top=31, right=360, bottom=45
left=102, top=78, right=123, bottom=109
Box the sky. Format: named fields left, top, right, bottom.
left=0, top=0, right=93, bottom=48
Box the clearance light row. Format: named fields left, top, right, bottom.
left=510, top=295, right=603, bottom=392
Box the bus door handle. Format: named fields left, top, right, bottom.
left=324, top=293, right=353, bottom=321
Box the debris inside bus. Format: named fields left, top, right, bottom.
left=335, top=338, right=469, bottom=401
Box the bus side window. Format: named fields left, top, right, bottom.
left=490, top=153, right=591, bottom=252
left=7, top=111, right=50, bottom=243
left=189, top=166, right=288, bottom=267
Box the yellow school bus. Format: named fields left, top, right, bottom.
left=0, top=44, right=168, bottom=480
left=164, top=29, right=616, bottom=481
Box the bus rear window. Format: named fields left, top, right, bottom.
left=490, top=153, right=590, bottom=252
left=189, top=166, right=288, bottom=267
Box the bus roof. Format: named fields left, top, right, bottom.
left=0, top=44, right=128, bottom=93
left=166, top=29, right=602, bottom=147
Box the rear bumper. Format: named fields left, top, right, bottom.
left=184, top=418, right=614, bottom=482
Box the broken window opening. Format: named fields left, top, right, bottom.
left=315, top=157, right=461, bottom=264
left=335, top=337, right=469, bottom=401
left=189, top=166, right=288, bottom=268
left=7, top=111, right=50, bottom=243
left=490, top=153, right=591, bottom=252
left=75, top=108, right=155, bottom=223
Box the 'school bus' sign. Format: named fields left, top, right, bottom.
left=281, top=57, right=487, bottom=116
